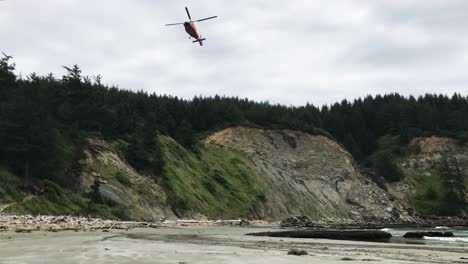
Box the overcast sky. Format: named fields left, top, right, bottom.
left=1, top=0, right=467, bottom=106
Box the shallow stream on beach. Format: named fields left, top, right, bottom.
left=383, top=227, right=468, bottom=247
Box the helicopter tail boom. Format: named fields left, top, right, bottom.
left=193, top=38, right=206, bottom=46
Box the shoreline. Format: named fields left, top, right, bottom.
left=1, top=214, right=467, bottom=233
left=1, top=226, right=467, bottom=263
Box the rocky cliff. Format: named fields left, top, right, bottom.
left=74, top=127, right=414, bottom=222
left=79, top=138, right=175, bottom=220
left=6, top=127, right=464, bottom=222
left=206, top=127, right=412, bottom=223
left=389, top=136, right=468, bottom=216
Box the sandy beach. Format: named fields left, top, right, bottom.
left=1, top=226, right=467, bottom=264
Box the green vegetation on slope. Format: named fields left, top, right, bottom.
left=0, top=167, right=24, bottom=203
left=409, top=155, right=467, bottom=216
left=2, top=54, right=468, bottom=218
left=115, top=170, right=131, bottom=186
left=368, top=135, right=404, bottom=182
left=414, top=174, right=446, bottom=216
left=3, top=53, right=468, bottom=188
left=465, top=176, right=468, bottom=203
left=161, top=137, right=264, bottom=219
left=12, top=180, right=87, bottom=216
left=1, top=167, right=124, bottom=219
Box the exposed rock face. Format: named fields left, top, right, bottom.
left=6, top=128, right=466, bottom=222
left=79, top=138, right=175, bottom=221
left=389, top=136, right=468, bottom=213
left=206, top=127, right=412, bottom=222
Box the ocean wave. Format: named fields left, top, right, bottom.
left=380, top=228, right=391, bottom=232
left=423, top=236, right=468, bottom=243
left=434, top=226, right=449, bottom=230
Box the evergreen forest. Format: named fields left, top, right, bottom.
left=1, top=54, right=467, bottom=216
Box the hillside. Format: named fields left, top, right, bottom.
left=206, top=127, right=412, bottom=222
left=1, top=56, right=468, bottom=221
left=389, top=136, right=468, bottom=216
left=7, top=127, right=463, bottom=222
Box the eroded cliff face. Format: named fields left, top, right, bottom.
left=206, top=127, right=412, bottom=223
left=79, top=138, right=175, bottom=221
left=80, top=128, right=466, bottom=222
left=389, top=136, right=468, bottom=215
left=6, top=128, right=463, bottom=221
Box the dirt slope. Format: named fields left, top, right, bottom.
left=206, top=127, right=412, bottom=222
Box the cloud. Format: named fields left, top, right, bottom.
left=1, top=0, right=467, bottom=106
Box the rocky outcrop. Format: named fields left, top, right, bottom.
left=206, top=127, right=413, bottom=223
left=79, top=138, right=175, bottom=221
left=10, top=128, right=464, bottom=222
left=247, top=230, right=392, bottom=242
left=388, top=136, right=468, bottom=215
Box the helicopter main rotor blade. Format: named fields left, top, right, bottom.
left=185, top=7, right=192, bottom=21
left=165, top=22, right=185, bottom=26
left=194, top=16, right=218, bottom=22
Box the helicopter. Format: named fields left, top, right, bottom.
left=165, top=7, right=217, bottom=46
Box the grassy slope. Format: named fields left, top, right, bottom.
left=412, top=174, right=446, bottom=216
left=399, top=143, right=468, bottom=216
left=1, top=166, right=122, bottom=219
left=0, top=167, right=24, bottom=204
left=161, top=137, right=264, bottom=219
left=0, top=166, right=87, bottom=216
left=2, top=136, right=265, bottom=220
left=369, top=135, right=467, bottom=216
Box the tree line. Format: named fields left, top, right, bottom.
left=1, top=54, right=468, bottom=187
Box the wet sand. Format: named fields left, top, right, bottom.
left=1, top=226, right=467, bottom=264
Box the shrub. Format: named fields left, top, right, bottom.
left=115, top=170, right=131, bottom=186
left=203, top=178, right=216, bottom=194
left=373, top=152, right=403, bottom=182
left=368, top=135, right=404, bottom=182
left=455, top=131, right=468, bottom=145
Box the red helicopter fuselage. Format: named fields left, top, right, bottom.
left=184, top=22, right=204, bottom=46
left=165, top=7, right=216, bottom=46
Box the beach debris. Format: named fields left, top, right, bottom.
left=0, top=215, right=159, bottom=233
left=280, top=215, right=313, bottom=228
